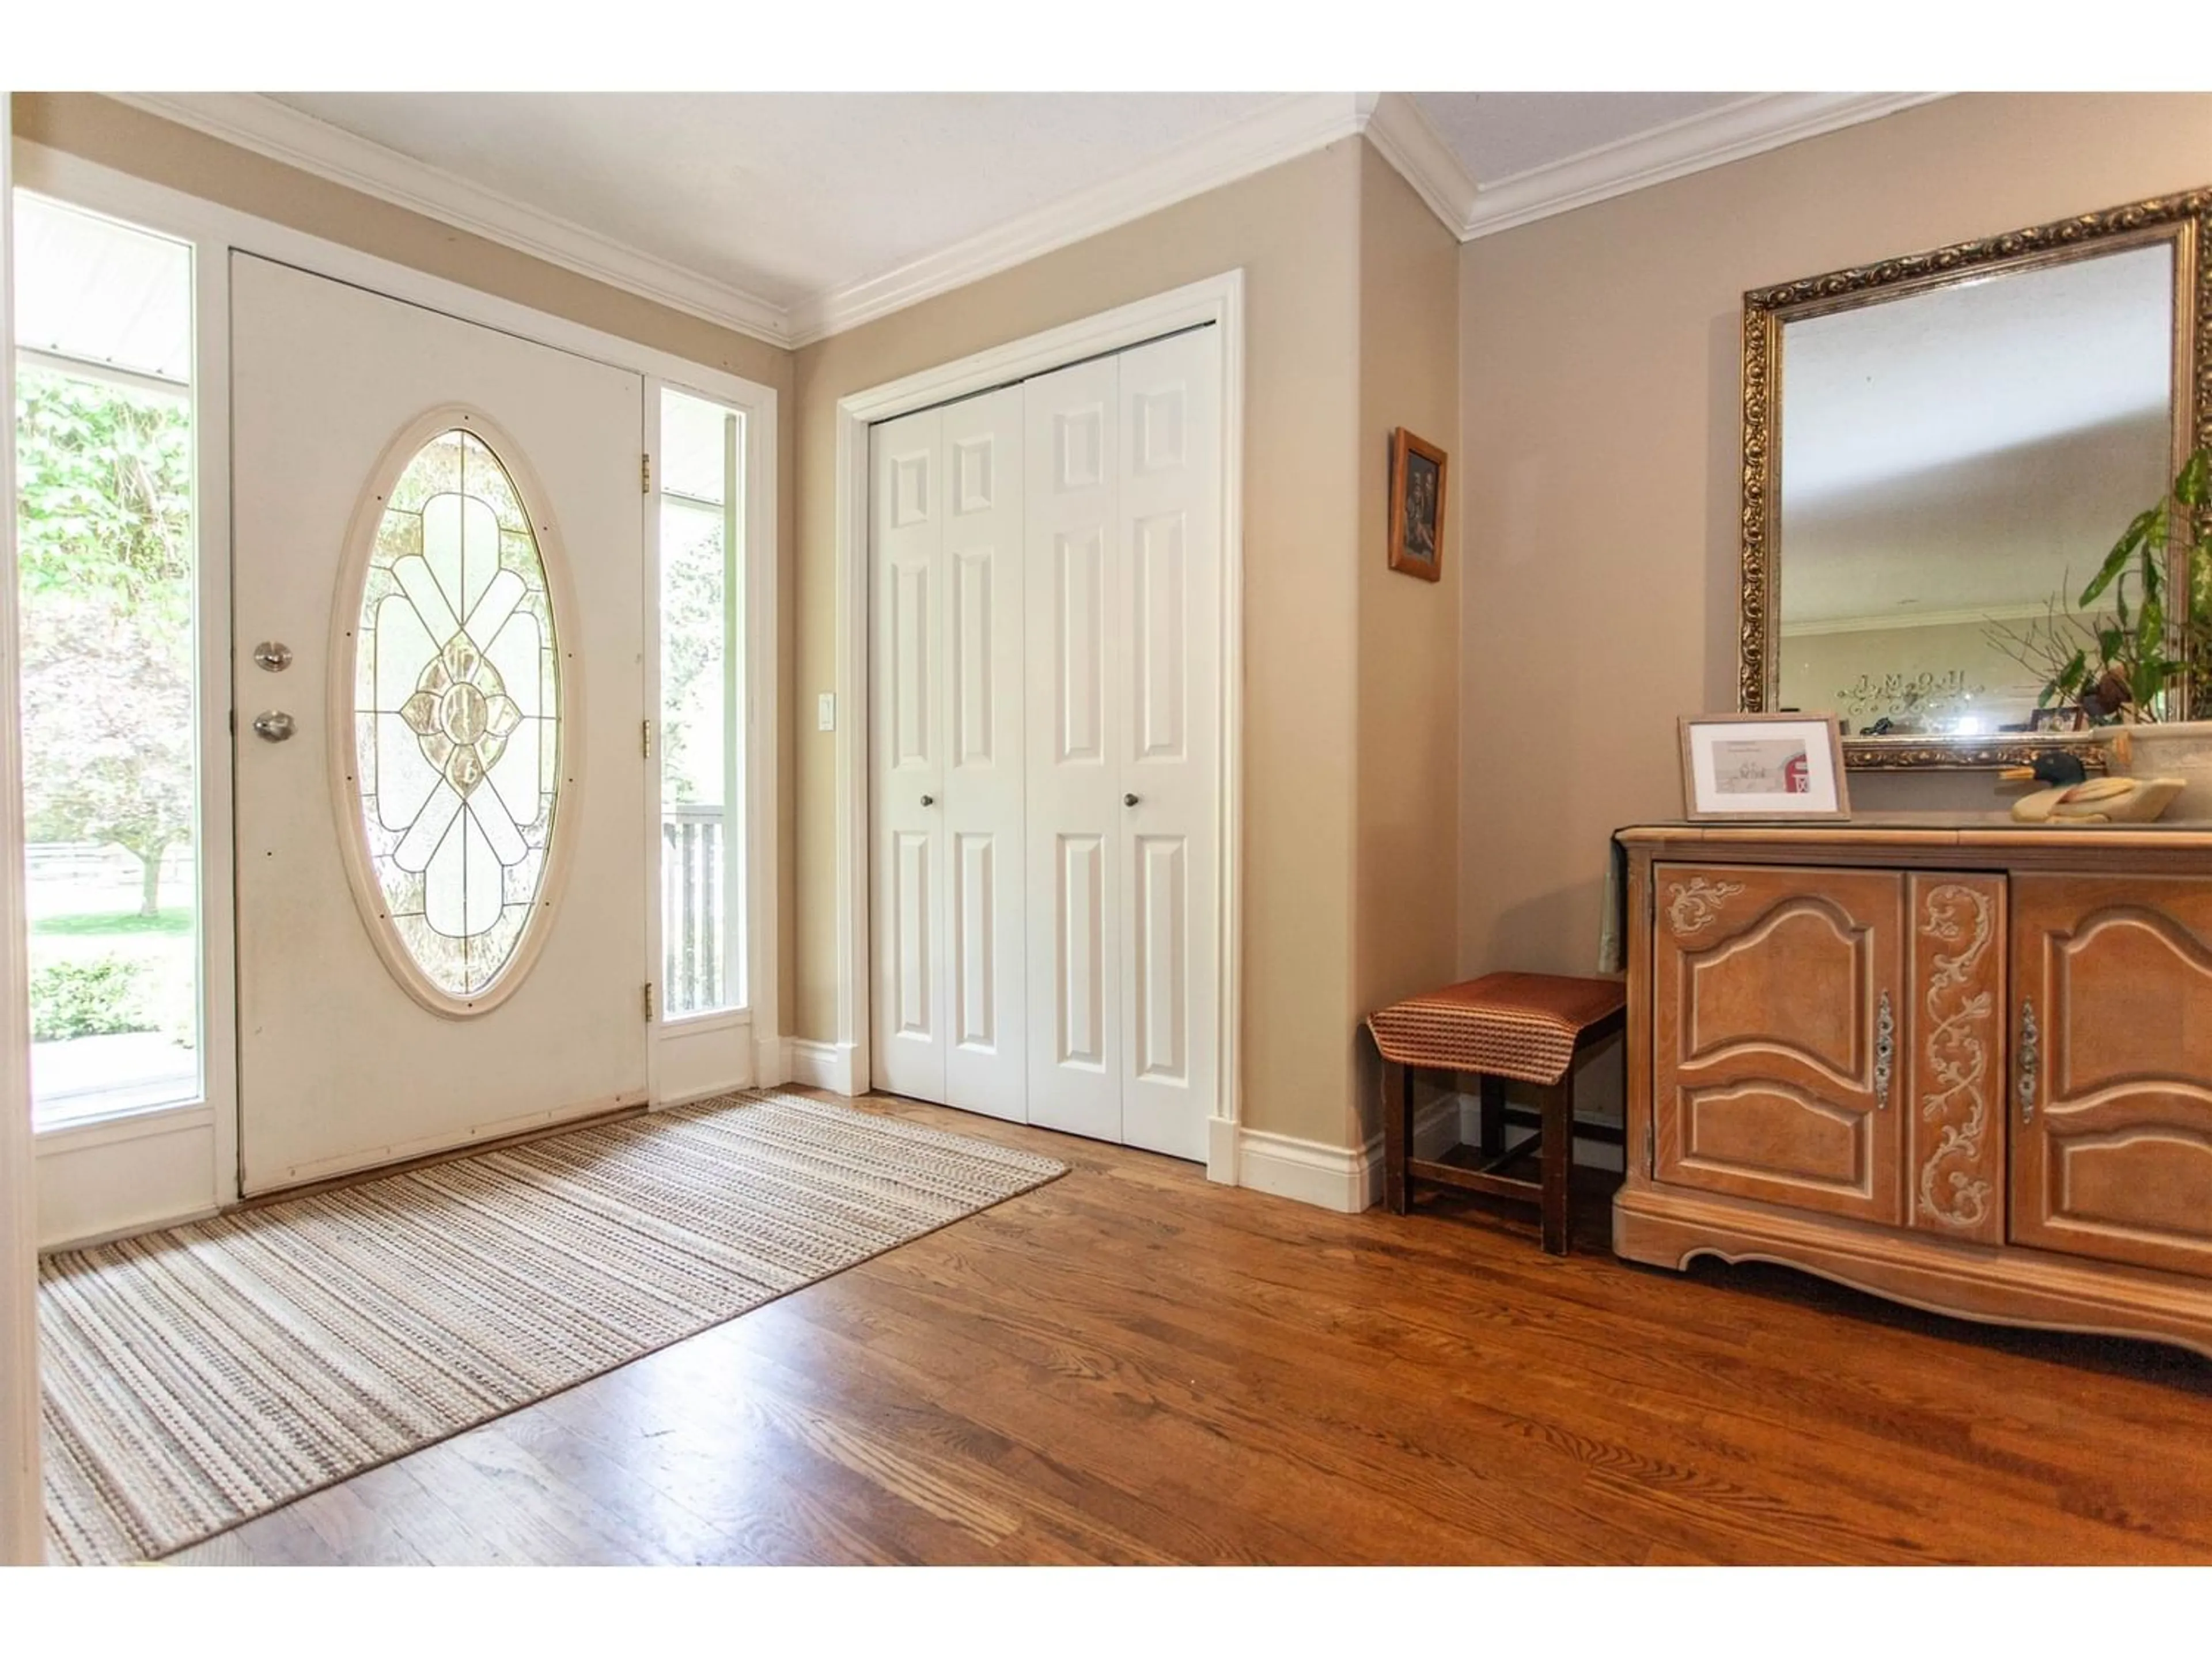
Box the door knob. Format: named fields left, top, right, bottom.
left=252, top=640, right=294, bottom=672
left=252, top=711, right=297, bottom=743
left=921, top=794, right=935, bottom=807
left=1124, top=793, right=1140, bottom=808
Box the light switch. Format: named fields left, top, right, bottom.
left=817, top=692, right=836, bottom=732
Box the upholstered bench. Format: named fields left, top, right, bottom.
left=1365, top=972, right=1628, bottom=1254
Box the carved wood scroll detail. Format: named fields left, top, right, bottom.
left=1916, top=882, right=1997, bottom=1231
left=1666, top=878, right=1745, bottom=938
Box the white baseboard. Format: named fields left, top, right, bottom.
left=1233, top=1100, right=1456, bottom=1215
left=1412, top=1098, right=1463, bottom=1160
left=784, top=1039, right=861, bottom=1094
left=1238, top=1096, right=1628, bottom=1221
left=753, top=1032, right=789, bottom=1088
left=1236, top=1128, right=1378, bottom=1214
left=1448, top=1093, right=1626, bottom=1173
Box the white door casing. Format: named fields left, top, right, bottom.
left=232, top=253, right=648, bottom=1192
left=1115, top=328, right=1221, bottom=1162
left=1024, top=354, right=1125, bottom=1142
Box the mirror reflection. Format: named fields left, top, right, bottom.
left=1776, top=244, right=2173, bottom=737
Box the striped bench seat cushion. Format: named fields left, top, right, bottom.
left=1365, top=971, right=1626, bottom=1085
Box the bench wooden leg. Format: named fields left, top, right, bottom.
left=1540, top=1072, right=1573, bottom=1256
left=1479, top=1074, right=1506, bottom=1154
left=1382, top=1060, right=1410, bottom=1215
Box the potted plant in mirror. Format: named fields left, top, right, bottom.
left=1987, top=445, right=2212, bottom=818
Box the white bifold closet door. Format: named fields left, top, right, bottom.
left=1024, top=331, right=1219, bottom=1160
left=870, top=325, right=1220, bottom=1160
left=870, top=386, right=1029, bottom=1120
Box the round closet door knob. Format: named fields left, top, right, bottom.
left=921, top=794, right=935, bottom=807
left=1124, top=793, right=1140, bottom=807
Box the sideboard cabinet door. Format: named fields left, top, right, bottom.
left=1653, top=864, right=1905, bottom=1225
left=2010, top=873, right=2212, bottom=1277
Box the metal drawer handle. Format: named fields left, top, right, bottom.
left=1873, top=989, right=1894, bottom=1110
left=2018, top=997, right=2039, bottom=1123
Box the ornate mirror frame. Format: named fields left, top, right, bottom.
left=1740, top=186, right=2212, bottom=770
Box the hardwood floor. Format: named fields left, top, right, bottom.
left=168, top=1090, right=2212, bottom=1566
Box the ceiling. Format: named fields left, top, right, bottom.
left=120, top=90, right=1943, bottom=346
left=265, top=92, right=1289, bottom=313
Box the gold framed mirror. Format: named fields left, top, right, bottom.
left=1740, top=186, right=2212, bottom=769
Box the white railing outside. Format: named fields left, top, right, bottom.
left=661, top=805, right=730, bottom=1015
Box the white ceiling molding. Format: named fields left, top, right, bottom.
left=785, top=94, right=1365, bottom=346
left=1457, top=92, right=1950, bottom=240
left=1359, top=93, right=1479, bottom=234
left=107, top=92, right=793, bottom=346
left=96, top=89, right=1948, bottom=353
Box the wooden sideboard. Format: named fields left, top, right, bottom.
left=1614, top=820, right=2212, bottom=1359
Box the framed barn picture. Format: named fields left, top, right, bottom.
left=1388, top=427, right=1447, bottom=582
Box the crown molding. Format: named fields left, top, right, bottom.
left=785, top=93, right=1365, bottom=346
left=1359, top=92, right=1479, bottom=234
left=96, top=89, right=1950, bottom=354
left=1458, top=92, right=1950, bottom=240
left=106, top=92, right=793, bottom=346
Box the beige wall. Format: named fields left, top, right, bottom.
left=1353, top=143, right=1461, bottom=1142
left=1457, top=93, right=2212, bottom=1070
left=793, top=139, right=1368, bottom=1146
left=10, top=92, right=802, bottom=1022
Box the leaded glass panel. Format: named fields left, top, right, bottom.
left=351, top=426, right=560, bottom=1003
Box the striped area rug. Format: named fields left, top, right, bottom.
left=39, top=1089, right=1065, bottom=1565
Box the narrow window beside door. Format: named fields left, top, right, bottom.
left=659, top=388, right=746, bottom=1017
left=12, top=192, right=200, bottom=1128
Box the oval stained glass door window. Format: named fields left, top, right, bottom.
left=347, top=423, right=563, bottom=1010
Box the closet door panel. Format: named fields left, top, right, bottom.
left=869, top=408, right=948, bottom=1102
left=1116, top=327, right=1221, bottom=1161
left=1025, top=356, right=1124, bottom=1142
left=940, top=388, right=1028, bottom=1120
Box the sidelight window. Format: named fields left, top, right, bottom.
left=658, top=388, right=747, bottom=1018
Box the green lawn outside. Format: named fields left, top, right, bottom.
left=28, top=907, right=197, bottom=1046
left=32, top=907, right=195, bottom=937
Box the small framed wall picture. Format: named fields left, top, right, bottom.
left=1679, top=713, right=1851, bottom=821
left=1387, top=427, right=1447, bottom=581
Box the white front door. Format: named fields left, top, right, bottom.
left=231, top=254, right=648, bottom=1194
left=868, top=385, right=1028, bottom=1118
